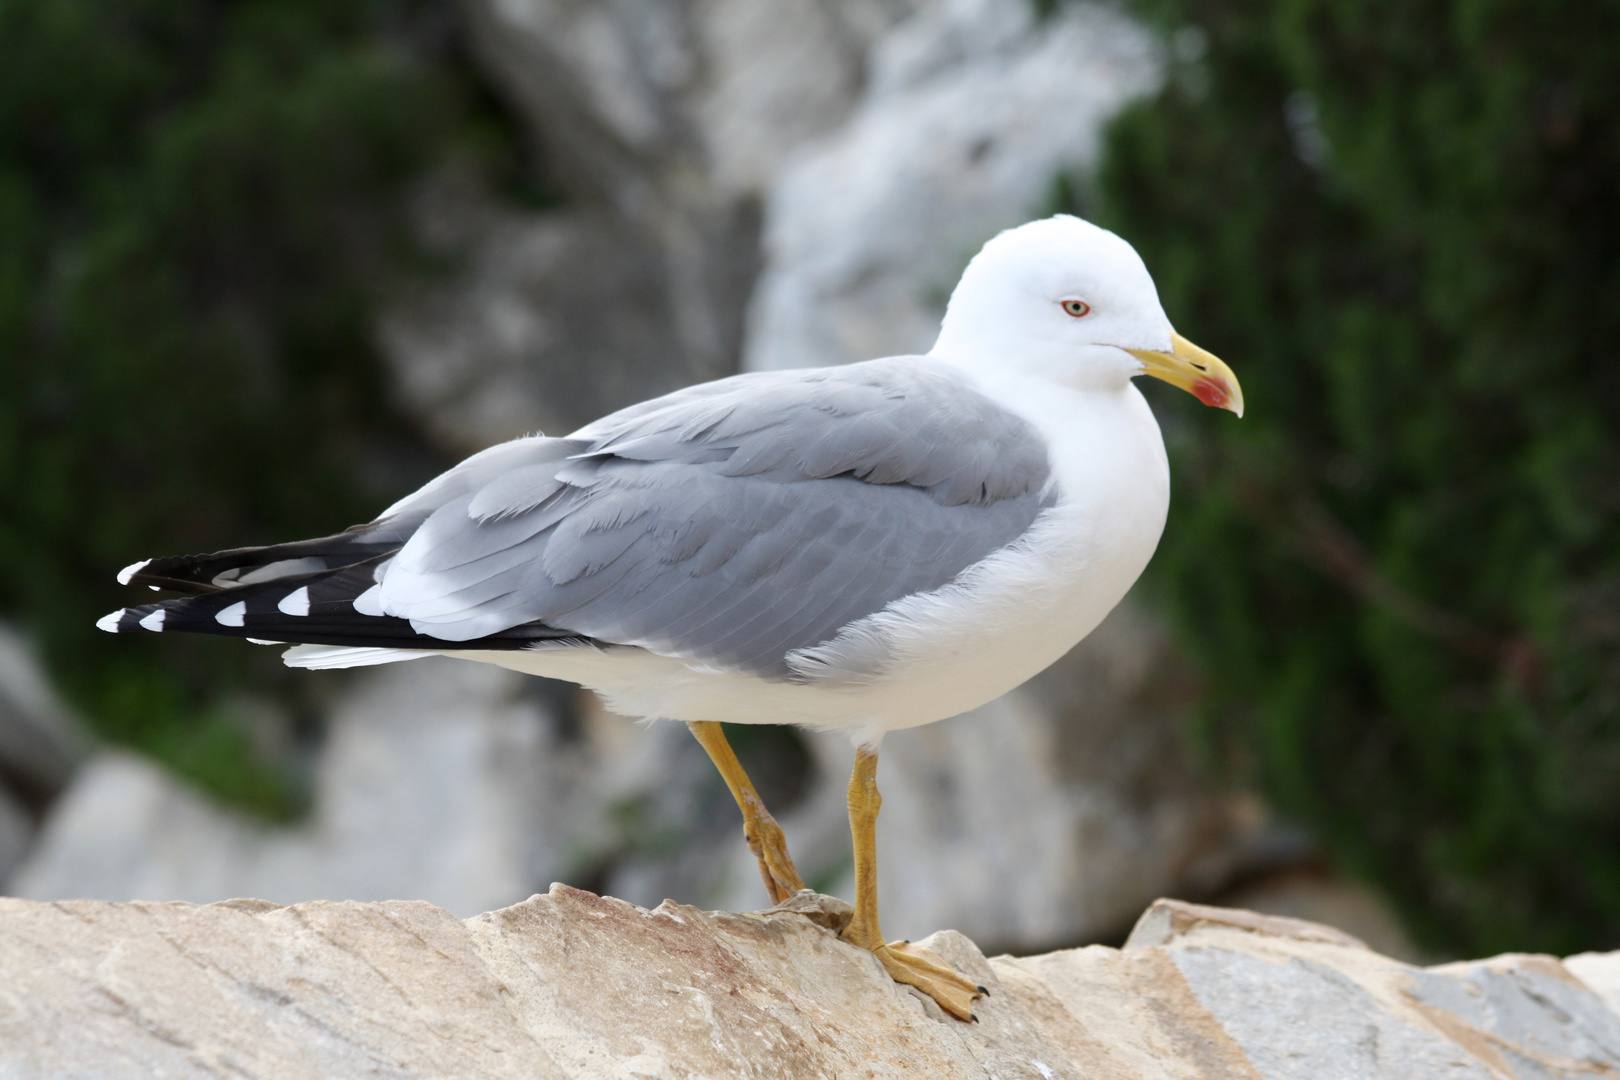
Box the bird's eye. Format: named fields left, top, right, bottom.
left=1061, top=300, right=1091, bottom=318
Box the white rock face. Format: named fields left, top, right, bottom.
left=383, top=0, right=922, bottom=449
left=743, top=0, right=1161, bottom=372
left=377, top=206, right=664, bottom=449
left=1569, top=951, right=1620, bottom=1018
left=465, top=0, right=915, bottom=208
left=2, top=893, right=1616, bottom=1079
left=467, top=0, right=917, bottom=205
left=8, top=659, right=556, bottom=917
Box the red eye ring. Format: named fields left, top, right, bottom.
left=1061, top=299, right=1091, bottom=318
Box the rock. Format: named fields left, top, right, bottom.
left=461, top=0, right=914, bottom=209
left=1005, top=898, right=1620, bottom=1080
left=1568, top=951, right=1620, bottom=1018
left=1123, top=896, right=1371, bottom=950
left=378, top=182, right=761, bottom=450
left=378, top=202, right=686, bottom=449
left=2, top=892, right=1616, bottom=1079
left=0, top=625, right=87, bottom=881
left=383, top=0, right=918, bottom=449
left=1211, top=862, right=1425, bottom=962
left=0, top=789, right=29, bottom=888
left=0, top=624, right=85, bottom=803
left=6, top=658, right=558, bottom=916
left=743, top=0, right=1161, bottom=372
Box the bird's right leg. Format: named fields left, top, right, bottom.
left=841, top=743, right=984, bottom=1021
left=686, top=721, right=806, bottom=904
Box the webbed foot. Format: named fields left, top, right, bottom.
left=862, top=938, right=986, bottom=1021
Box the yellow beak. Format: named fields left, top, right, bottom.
left=1127, top=332, right=1245, bottom=418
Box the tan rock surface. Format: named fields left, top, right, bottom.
left=3, top=891, right=1617, bottom=1079
left=1569, top=951, right=1620, bottom=1018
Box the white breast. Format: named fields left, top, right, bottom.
left=808, top=373, right=1171, bottom=736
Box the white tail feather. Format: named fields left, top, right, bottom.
left=281, top=644, right=432, bottom=669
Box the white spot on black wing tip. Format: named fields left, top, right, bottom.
left=138, top=609, right=166, bottom=632
left=216, top=601, right=246, bottom=627
left=117, top=559, right=152, bottom=585
left=96, top=609, right=127, bottom=633
left=277, top=586, right=311, bottom=617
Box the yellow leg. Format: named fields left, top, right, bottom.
left=687, top=721, right=806, bottom=904
left=841, top=744, right=985, bottom=1021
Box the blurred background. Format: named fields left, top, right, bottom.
left=1, top=0, right=1615, bottom=962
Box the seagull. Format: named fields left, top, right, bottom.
left=99, top=214, right=1241, bottom=1020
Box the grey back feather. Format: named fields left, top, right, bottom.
left=377, top=358, right=1054, bottom=678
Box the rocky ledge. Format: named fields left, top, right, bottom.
left=1, top=889, right=1617, bottom=1079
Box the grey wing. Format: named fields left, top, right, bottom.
left=375, top=358, right=1055, bottom=679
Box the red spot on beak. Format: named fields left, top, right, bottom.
left=1193, top=378, right=1230, bottom=409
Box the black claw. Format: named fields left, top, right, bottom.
left=970, top=1013, right=978, bottom=1023
left=976, top=984, right=989, bottom=996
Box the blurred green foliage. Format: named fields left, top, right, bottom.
left=1098, top=0, right=1620, bottom=954
left=0, top=0, right=515, bottom=815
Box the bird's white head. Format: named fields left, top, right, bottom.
left=930, top=215, right=1243, bottom=416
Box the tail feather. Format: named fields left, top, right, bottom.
left=99, top=556, right=596, bottom=652
left=280, top=644, right=435, bottom=669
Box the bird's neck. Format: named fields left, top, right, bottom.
left=929, top=345, right=1133, bottom=405
left=929, top=337, right=1140, bottom=396
left=936, top=357, right=1168, bottom=528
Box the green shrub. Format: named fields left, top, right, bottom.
left=0, top=0, right=515, bottom=815
left=1097, top=0, right=1620, bottom=954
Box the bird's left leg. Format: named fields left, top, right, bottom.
left=840, top=743, right=984, bottom=1021
left=686, top=721, right=806, bottom=904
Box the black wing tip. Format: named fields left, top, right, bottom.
left=117, top=553, right=233, bottom=595
left=96, top=589, right=590, bottom=653
left=110, top=524, right=407, bottom=596
left=104, top=535, right=599, bottom=653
